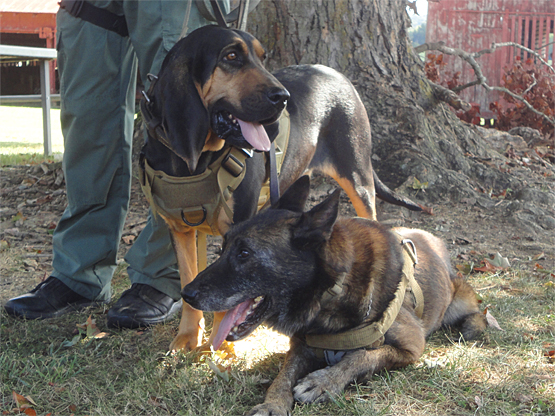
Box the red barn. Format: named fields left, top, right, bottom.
left=426, top=0, right=555, bottom=117
left=0, top=0, right=58, bottom=94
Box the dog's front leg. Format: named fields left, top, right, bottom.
left=247, top=339, right=316, bottom=416
left=168, top=228, right=204, bottom=352
left=294, top=324, right=425, bottom=403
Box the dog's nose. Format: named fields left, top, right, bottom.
left=266, top=87, right=290, bottom=109
left=181, top=287, right=199, bottom=305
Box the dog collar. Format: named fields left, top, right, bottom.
left=305, top=232, right=424, bottom=357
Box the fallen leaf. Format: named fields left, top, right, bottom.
left=490, top=252, right=510, bottom=269
left=76, top=315, right=107, bottom=339
left=474, top=259, right=499, bottom=273
left=534, top=263, right=544, bottom=270
left=13, top=391, right=28, bottom=408
left=122, top=235, right=135, bottom=245
left=206, top=358, right=230, bottom=382
left=12, top=392, right=37, bottom=416
left=11, top=212, right=26, bottom=222
left=456, top=262, right=474, bottom=275
left=411, top=177, right=428, bottom=191
left=36, top=195, right=53, bottom=205
left=484, top=307, right=504, bottom=331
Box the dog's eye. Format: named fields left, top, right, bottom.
left=237, top=249, right=250, bottom=259
left=225, top=52, right=237, bottom=61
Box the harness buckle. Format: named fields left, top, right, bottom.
left=222, top=152, right=246, bottom=178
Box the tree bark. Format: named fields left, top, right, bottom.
left=246, top=0, right=553, bottom=216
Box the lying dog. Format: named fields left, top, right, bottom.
left=182, top=176, right=487, bottom=416
left=140, top=25, right=423, bottom=351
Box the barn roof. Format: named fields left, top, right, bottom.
left=0, top=0, right=58, bottom=14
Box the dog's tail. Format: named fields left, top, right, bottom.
left=373, top=171, right=430, bottom=213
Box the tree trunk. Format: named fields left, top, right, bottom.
left=246, top=0, right=555, bottom=235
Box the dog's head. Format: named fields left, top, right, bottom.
left=182, top=176, right=343, bottom=349
left=146, top=25, right=289, bottom=173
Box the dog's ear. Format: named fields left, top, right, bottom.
left=273, top=175, right=311, bottom=212
left=293, top=188, right=341, bottom=250
left=156, top=49, right=211, bottom=174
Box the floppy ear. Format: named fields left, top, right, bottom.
left=293, top=188, right=341, bottom=250
left=156, top=47, right=211, bottom=174
left=273, top=175, right=311, bottom=212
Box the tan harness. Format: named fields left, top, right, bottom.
left=139, top=110, right=290, bottom=236
left=305, top=232, right=424, bottom=363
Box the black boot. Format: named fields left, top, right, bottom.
left=4, top=276, right=103, bottom=319
left=107, top=284, right=182, bottom=329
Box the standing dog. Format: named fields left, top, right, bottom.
left=182, top=176, right=486, bottom=416
left=141, top=25, right=423, bottom=351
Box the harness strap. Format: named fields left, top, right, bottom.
left=305, top=273, right=409, bottom=351
left=399, top=236, right=425, bottom=318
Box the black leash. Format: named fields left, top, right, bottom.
left=209, top=0, right=229, bottom=28
left=269, top=142, right=280, bottom=205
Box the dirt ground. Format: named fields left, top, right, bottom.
left=1, top=136, right=554, bottom=303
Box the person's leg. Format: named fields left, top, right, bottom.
left=106, top=1, right=214, bottom=328
left=4, top=8, right=137, bottom=318
left=123, top=1, right=214, bottom=300
left=52, top=8, right=137, bottom=301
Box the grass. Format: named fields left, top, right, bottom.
left=0, top=105, right=64, bottom=166
left=1, top=262, right=554, bottom=416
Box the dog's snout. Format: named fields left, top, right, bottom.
left=266, top=87, right=290, bottom=109
left=181, top=287, right=199, bottom=305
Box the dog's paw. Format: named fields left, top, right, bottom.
left=169, top=332, right=201, bottom=352
left=293, top=368, right=341, bottom=403
left=245, top=403, right=291, bottom=416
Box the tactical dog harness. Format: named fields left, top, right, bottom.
left=305, top=232, right=424, bottom=365
left=139, top=112, right=290, bottom=236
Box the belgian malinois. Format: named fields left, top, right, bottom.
left=182, top=176, right=486, bottom=416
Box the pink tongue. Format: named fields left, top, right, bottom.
left=237, top=119, right=271, bottom=152
left=212, top=299, right=254, bottom=350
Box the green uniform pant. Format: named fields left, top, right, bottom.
left=52, top=1, right=219, bottom=302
